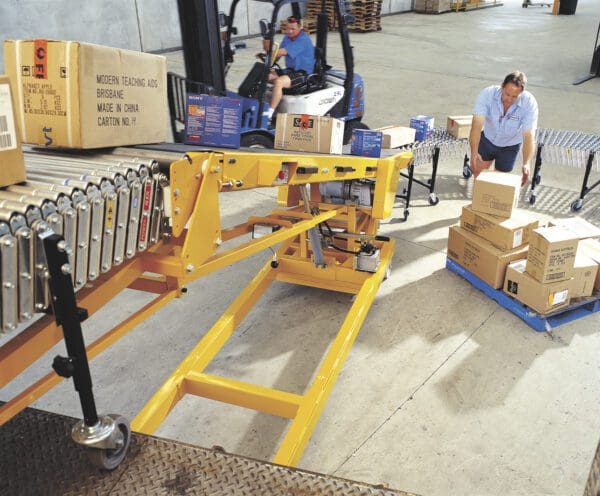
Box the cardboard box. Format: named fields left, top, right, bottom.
left=3, top=40, right=167, bottom=148
left=274, top=113, right=343, bottom=154
left=579, top=238, right=600, bottom=291
left=350, top=128, right=382, bottom=157
left=375, top=125, right=415, bottom=149
left=525, top=226, right=579, bottom=283
left=504, top=260, right=573, bottom=315
left=185, top=94, right=241, bottom=149
left=571, top=248, right=598, bottom=298
left=414, top=0, right=451, bottom=13
left=472, top=171, right=521, bottom=218
left=447, top=225, right=529, bottom=288
left=0, top=75, right=26, bottom=187
left=548, top=217, right=600, bottom=240
left=460, top=205, right=538, bottom=251
left=447, top=115, right=473, bottom=139
left=409, top=115, right=434, bottom=141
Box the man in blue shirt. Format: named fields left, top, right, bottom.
left=264, top=16, right=315, bottom=120
left=470, top=71, right=539, bottom=186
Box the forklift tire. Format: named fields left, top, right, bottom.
left=343, top=119, right=369, bottom=145
left=241, top=133, right=274, bottom=149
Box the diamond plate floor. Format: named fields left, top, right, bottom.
left=0, top=406, right=418, bottom=496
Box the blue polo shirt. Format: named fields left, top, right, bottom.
left=280, top=30, right=315, bottom=74
left=473, top=85, right=538, bottom=147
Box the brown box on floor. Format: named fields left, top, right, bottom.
left=274, top=113, right=344, bottom=154
left=571, top=248, right=598, bottom=298
left=3, top=40, right=167, bottom=148
left=460, top=204, right=538, bottom=251
left=579, top=238, right=600, bottom=292
left=447, top=225, right=529, bottom=288
left=472, top=171, right=521, bottom=218
left=0, top=75, right=25, bottom=187
left=504, top=260, right=573, bottom=315
left=447, top=115, right=473, bottom=139
left=415, top=0, right=451, bottom=13
left=525, top=226, right=579, bottom=283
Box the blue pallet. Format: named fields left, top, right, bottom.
left=446, top=258, right=600, bottom=332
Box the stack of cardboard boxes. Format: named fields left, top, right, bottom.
left=448, top=171, right=600, bottom=315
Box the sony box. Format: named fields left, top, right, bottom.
left=185, top=94, right=242, bottom=149
left=472, top=171, right=521, bottom=218
left=274, top=113, right=344, bottom=154
left=525, top=226, right=579, bottom=283
left=447, top=115, right=473, bottom=139
left=504, top=260, right=573, bottom=315
left=3, top=39, right=167, bottom=148
left=375, top=125, right=415, bottom=149
left=350, top=128, right=382, bottom=158
left=0, top=75, right=25, bottom=187
left=409, top=115, right=434, bottom=141
left=447, top=225, right=529, bottom=289
left=460, top=205, right=538, bottom=251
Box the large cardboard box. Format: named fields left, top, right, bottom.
left=526, top=226, right=579, bottom=283
left=579, top=238, right=600, bottom=291
left=274, top=113, right=343, bottom=154
left=350, top=128, right=382, bottom=157
left=3, top=40, right=167, bottom=148
left=447, top=225, right=529, bottom=288
left=504, top=260, right=573, bottom=315
left=548, top=217, right=600, bottom=240
left=447, top=115, right=473, bottom=139
left=460, top=205, right=538, bottom=251
left=571, top=248, right=598, bottom=298
left=472, top=171, right=521, bottom=218
left=0, top=75, right=26, bottom=186
left=414, top=0, right=451, bottom=13
left=375, top=125, right=415, bottom=149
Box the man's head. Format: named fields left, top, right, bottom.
left=285, top=16, right=303, bottom=40
left=501, top=71, right=527, bottom=107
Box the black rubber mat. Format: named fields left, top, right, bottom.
left=0, top=406, right=417, bottom=496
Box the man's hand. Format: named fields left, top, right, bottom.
left=521, top=163, right=530, bottom=187
left=471, top=153, right=484, bottom=177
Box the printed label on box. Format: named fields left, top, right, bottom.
left=512, top=228, right=523, bottom=249
left=0, top=84, right=17, bottom=151
left=185, top=94, right=241, bottom=149
left=549, top=289, right=568, bottom=306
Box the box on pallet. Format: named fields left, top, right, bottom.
left=3, top=40, right=167, bottom=149
left=447, top=225, right=529, bottom=288
left=0, top=75, right=25, bottom=187
left=185, top=94, right=242, bottom=149
left=548, top=217, right=600, bottom=240
left=350, top=128, right=382, bottom=158
left=414, top=0, right=452, bottom=13
left=274, top=113, right=343, bottom=154
left=447, top=115, right=473, bottom=139
left=409, top=115, right=434, bottom=141
left=572, top=248, right=598, bottom=298
left=472, top=171, right=521, bottom=218
left=525, top=226, right=579, bottom=284
left=504, top=260, right=573, bottom=315
left=375, top=125, right=415, bottom=149
left=460, top=205, right=538, bottom=251
left=579, top=238, right=600, bottom=291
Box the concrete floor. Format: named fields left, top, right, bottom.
left=2, top=0, right=600, bottom=495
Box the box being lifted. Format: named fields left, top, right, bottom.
left=0, top=75, right=26, bottom=187
left=3, top=40, right=167, bottom=149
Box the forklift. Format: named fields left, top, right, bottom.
left=170, top=0, right=369, bottom=147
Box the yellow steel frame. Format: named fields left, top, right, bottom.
left=0, top=148, right=412, bottom=466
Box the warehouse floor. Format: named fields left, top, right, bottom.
left=2, top=1, right=600, bottom=495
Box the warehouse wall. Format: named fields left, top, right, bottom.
left=0, top=0, right=414, bottom=71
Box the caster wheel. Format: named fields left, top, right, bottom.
left=270, top=260, right=279, bottom=269
left=86, top=415, right=131, bottom=471
left=571, top=199, right=584, bottom=212
left=462, top=166, right=472, bottom=179
left=403, top=209, right=409, bottom=221
left=534, top=174, right=541, bottom=186
left=428, top=193, right=439, bottom=206
left=402, top=188, right=407, bottom=195
left=529, top=193, right=536, bottom=205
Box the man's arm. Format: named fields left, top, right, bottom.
left=521, top=129, right=535, bottom=186
left=469, top=115, right=485, bottom=175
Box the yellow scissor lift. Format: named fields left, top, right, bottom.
left=0, top=147, right=412, bottom=469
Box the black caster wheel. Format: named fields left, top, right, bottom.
left=462, top=166, right=472, bottom=179
left=529, top=193, right=536, bottom=205
left=571, top=199, right=584, bottom=212
left=403, top=209, right=409, bottom=221
left=402, top=188, right=407, bottom=195
left=534, top=174, right=541, bottom=186
left=270, top=260, right=279, bottom=268
left=428, top=193, right=439, bottom=206
left=86, top=415, right=131, bottom=471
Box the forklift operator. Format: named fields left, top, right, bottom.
left=264, top=16, right=315, bottom=120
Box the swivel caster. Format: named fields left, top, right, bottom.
left=462, top=166, right=472, bottom=179
left=428, top=193, right=439, bottom=206
left=534, top=174, right=541, bottom=186
left=403, top=209, right=409, bottom=221
left=78, top=414, right=131, bottom=471
left=270, top=259, right=279, bottom=269
left=571, top=198, right=584, bottom=212
left=529, top=192, right=536, bottom=205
